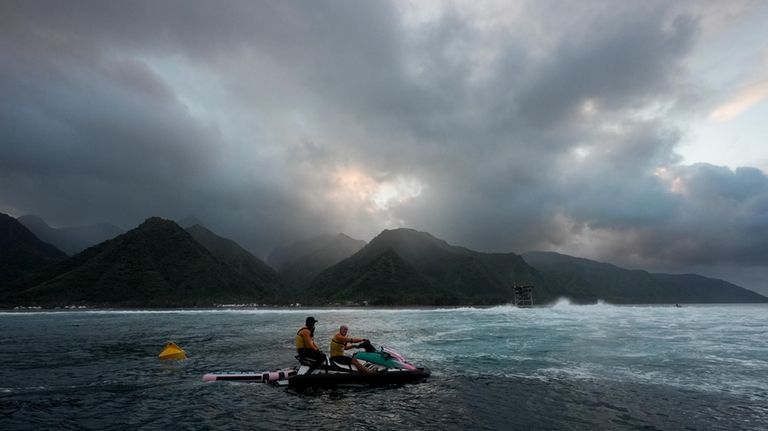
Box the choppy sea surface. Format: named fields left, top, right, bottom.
left=2, top=302, right=767, bottom=430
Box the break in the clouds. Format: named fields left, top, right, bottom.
left=1, top=0, right=767, bottom=293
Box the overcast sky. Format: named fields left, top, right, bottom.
left=2, top=1, right=767, bottom=294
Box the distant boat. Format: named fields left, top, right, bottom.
left=675, top=303, right=682, bottom=308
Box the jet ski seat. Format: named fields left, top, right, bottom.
left=328, top=359, right=356, bottom=372
left=295, top=355, right=356, bottom=372
left=296, top=354, right=327, bottom=367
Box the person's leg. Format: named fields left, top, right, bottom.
left=330, top=355, right=350, bottom=369
left=351, top=357, right=372, bottom=373
left=306, top=350, right=326, bottom=373
left=331, top=355, right=371, bottom=373
left=298, top=348, right=324, bottom=372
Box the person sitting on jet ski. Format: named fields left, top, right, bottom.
left=329, top=325, right=371, bottom=374
left=296, top=316, right=326, bottom=373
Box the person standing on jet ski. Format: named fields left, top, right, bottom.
left=296, top=316, right=326, bottom=373
left=330, top=325, right=371, bottom=374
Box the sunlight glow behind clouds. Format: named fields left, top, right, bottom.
left=372, top=176, right=424, bottom=211
left=709, top=79, right=768, bottom=122
left=654, top=167, right=687, bottom=195
left=328, top=167, right=423, bottom=213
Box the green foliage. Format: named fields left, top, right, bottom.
left=0, top=213, right=67, bottom=286
left=307, top=229, right=547, bottom=305
left=4, top=219, right=764, bottom=308
left=186, top=224, right=279, bottom=288
left=2, top=217, right=280, bottom=307
left=523, top=251, right=768, bottom=304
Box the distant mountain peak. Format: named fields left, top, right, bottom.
left=266, top=232, right=367, bottom=292
left=177, top=215, right=204, bottom=229
left=17, top=214, right=50, bottom=228
left=379, top=227, right=433, bottom=237
left=138, top=217, right=178, bottom=230
left=309, top=228, right=540, bottom=305
left=267, top=233, right=366, bottom=268
left=361, top=228, right=462, bottom=263
left=186, top=224, right=211, bottom=234
left=3, top=215, right=278, bottom=307
left=17, top=214, right=123, bottom=256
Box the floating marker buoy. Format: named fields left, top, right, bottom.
left=159, top=342, right=187, bottom=360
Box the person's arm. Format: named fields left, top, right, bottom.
left=344, top=337, right=365, bottom=349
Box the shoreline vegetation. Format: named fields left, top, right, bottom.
left=5, top=301, right=768, bottom=312
left=2, top=214, right=766, bottom=308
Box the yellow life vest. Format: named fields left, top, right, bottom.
left=295, top=327, right=311, bottom=350
left=330, top=333, right=346, bottom=357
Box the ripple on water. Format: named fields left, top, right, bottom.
left=1, top=305, right=768, bottom=430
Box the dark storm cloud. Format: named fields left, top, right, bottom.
left=644, top=164, right=768, bottom=266
left=376, top=6, right=697, bottom=249
left=0, top=37, right=218, bottom=222
left=0, top=0, right=298, bottom=242
left=515, top=14, right=696, bottom=127
left=1, top=0, right=766, bottom=293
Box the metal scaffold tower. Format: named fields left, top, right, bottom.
left=513, top=285, right=534, bottom=307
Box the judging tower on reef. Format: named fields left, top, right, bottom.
left=513, top=285, right=534, bottom=307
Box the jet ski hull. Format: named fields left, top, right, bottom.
left=288, top=367, right=430, bottom=388
left=203, top=343, right=429, bottom=388
left=202, top=368, right=297, bottom=383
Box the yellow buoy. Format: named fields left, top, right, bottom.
left=158, top=342, right=187, bottom=360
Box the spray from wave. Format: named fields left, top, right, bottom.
left=548, top=297, right=611, bottom=308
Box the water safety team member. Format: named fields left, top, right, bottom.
left=295, top=316, right=326, bottom=373
left=330, top=325, right=371, bottom=373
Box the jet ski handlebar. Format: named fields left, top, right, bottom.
left=352, top=339, right=376, bottom=352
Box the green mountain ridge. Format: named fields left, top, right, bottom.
left=0, top=213, right=67, bottom=285
left=309, top=248, right=438, bottom=305
left=1, top=217, right=279, bottom=307
left=522, top=251, right=767, bottom=303
left=2, top=214, right=765, bottom=307
left=308, top=228, right=546, bottom=305
left=186, top=224, right=279, bottom=288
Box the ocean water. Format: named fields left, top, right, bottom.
left=1, top=302, right=767, bottom=430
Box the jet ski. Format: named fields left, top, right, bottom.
left=289, top=340, right=430, bottom=388
left=203, top=340, right=430, bottom=388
